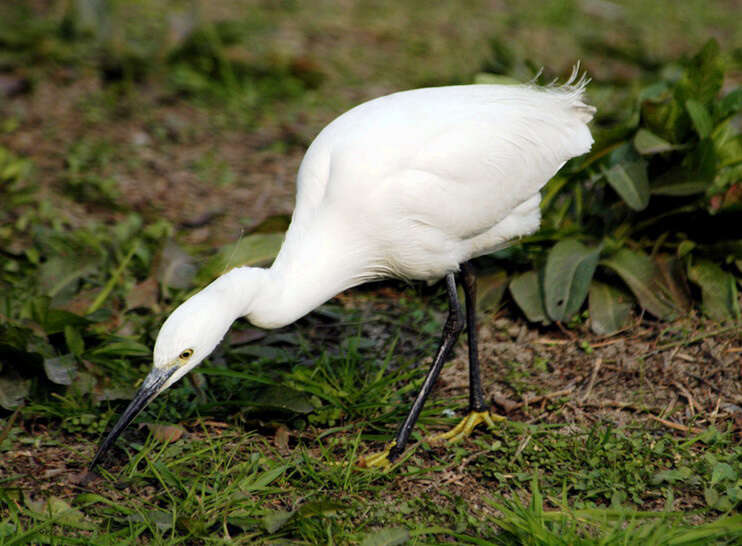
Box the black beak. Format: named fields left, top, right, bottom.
left=89, top=367, right=177, bottom=470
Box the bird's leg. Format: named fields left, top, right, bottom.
left=462, top=262, right=487, bottom=413
left=360, top=273, right=463, bottom=468
left=430, top=261, right=505, bottom=444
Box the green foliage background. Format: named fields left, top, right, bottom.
left=507, top=40, right=741, bottom=329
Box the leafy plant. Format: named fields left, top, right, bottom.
left=506, top=40, right=741, bottom=332
left=484, top=479, right=742, bottom=545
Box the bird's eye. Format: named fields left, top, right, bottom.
left=180, top=349, right=194, bottom=359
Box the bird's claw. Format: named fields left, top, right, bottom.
left=430, top=410, right=505, bottom=444
left=358, top=442, right=397, bottom=469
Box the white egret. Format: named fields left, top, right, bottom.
left=90, top=71, right=594, bottom=469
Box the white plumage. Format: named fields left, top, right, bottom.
left=90, top=75, right=595, bottom=469
left=250, top=79, right=593, bottom=327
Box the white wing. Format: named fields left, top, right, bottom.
left=280, top=81, right=594, bottom=279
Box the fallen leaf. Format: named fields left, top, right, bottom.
left=361, top=527, right=410, bottom=546
left=275, top=425, right=290, bottom=450
left=69, top=471, right=98, bottom=487
left=147, top=423, right=185, bottom=443
left=126, top=278, right=160, bottom=312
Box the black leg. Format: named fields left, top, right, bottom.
left=460, top=261, right=488, bottom=413
left=387, top=273, right=463, bottom=461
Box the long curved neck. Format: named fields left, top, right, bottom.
left=238, top=210, right=375, bottom=329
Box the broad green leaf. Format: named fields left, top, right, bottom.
left=677, top=240, right=696, bottom=258
left=650, top=177, right=708, bottom=196
left=151, top=462, right=181, bottom=489
left=638, top=81, right=669, bottom=103
left=25, top=495, right=94, bottom=530
left=250, top=214, right=292, bottom=233
left=602, top=161, right=650, bottom=211
left=651, top=466, right=692, bottom=485
left=70, top=371, right=95, bottom=396
left=687, top=260, right=740, bottom=321
left=509, top=271, right=547, bottom=323
left=682, top=138, right=717, bottom=183
left=297, top=500, right=348, bottom=517
left=38, top=257, right=97, bottom=299
left=88, top=339, right=151, bottom=358
left=679, top=39, right=723, bottom=106
left=247, top=386, right=315, bottom=414
left=33, top=305, right=90, bottom=335
left=641, top=92, right=687, bottom=143
left=46, top=497, right=93, bottom=529
left=655, top=255, right=691, bottom=312
left=0, top=523, right=16, bottom=538
left=245, top=464, right=289, bottom=491
left=716, top=88, right=742, bottom=121
left=588, top=282, right=632, bottom=335
left=601, top=249, right=677, bottom=320
left=0, top=375, right=29, bottom=410
left=544, top=239, right=600, bottom=321
left=43, top=354, right=78, bottom=385
left=360, top=527, right=410, bottom=546
left=704, top=487, right=720, bottom=509
left=711, top=462, right=737, bottom=486
left=474, top=269, right=508, bottom=311
left=263, top=510, right=294, bottom=533
left=713, top=131, right=742, bottom=169
left=633, top=129, right=680, bottom=155
left=64, top=325, right=85, bottom=356
left=258, top=500, right=351, bottom=535
left=126, top=510, right=173, bottom=531
left=197, top=233, right=284, bottom=284
left=685, top=99, right=713, bottom=139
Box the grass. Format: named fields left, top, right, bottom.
left=2, top=309, right=741, bottom=542
left=1, top=0, right=741, bottom=543
left=4, top=391, right=742, bottom=542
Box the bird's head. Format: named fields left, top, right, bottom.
left=89, top=275, right=248, bottom=470
left=152, top=288, right=237, bottom=386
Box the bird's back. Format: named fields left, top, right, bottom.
left=277, top=77, right=594, bottom=281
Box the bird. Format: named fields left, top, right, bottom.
left=89, top=69, right=595, bottom=470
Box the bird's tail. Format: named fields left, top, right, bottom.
left=549, top=62, right=596, bottom=124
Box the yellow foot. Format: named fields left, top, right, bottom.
left=358, top=442, right=397, bottom=469
left=430, top=410, right=505, bottom=444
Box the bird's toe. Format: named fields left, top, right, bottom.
left=358, top=442, right=399, bottom=469
left=429, top=410, right=505, bottom=444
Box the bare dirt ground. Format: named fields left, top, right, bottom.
left=3, top=73, right=303, bottom=247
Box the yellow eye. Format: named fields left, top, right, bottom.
left=180, top=349, right=194, bottom=359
